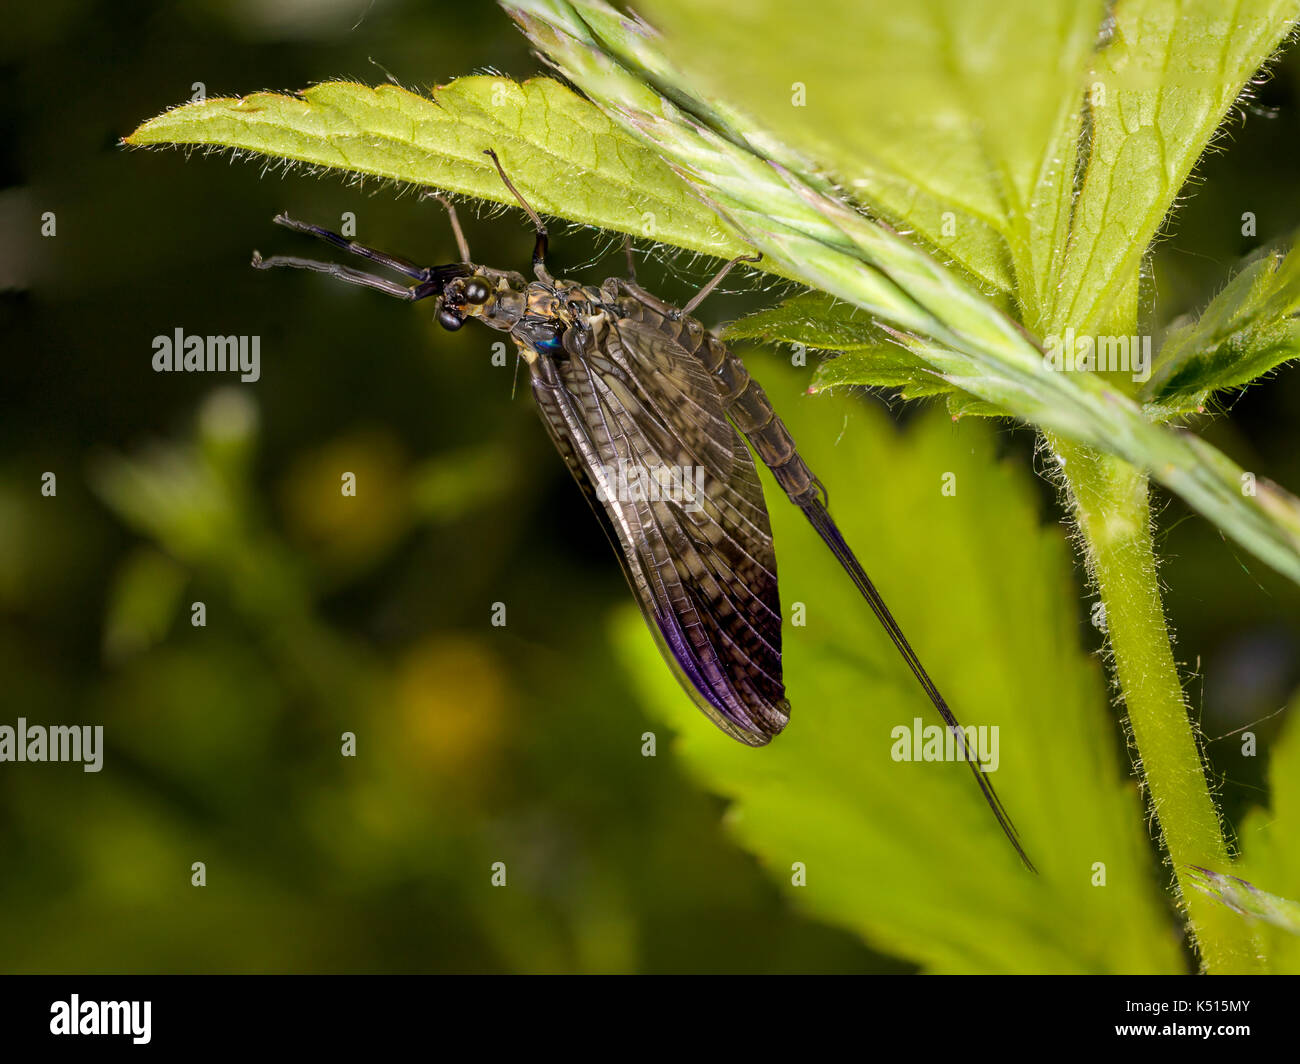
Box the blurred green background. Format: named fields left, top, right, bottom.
left=1, top=0, right=1297, bottom=972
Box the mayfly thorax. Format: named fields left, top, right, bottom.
left=251, top=148, right=1035, bottom=871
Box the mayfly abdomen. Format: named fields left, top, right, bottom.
left=708, top=345, right=822, bottom=508
left=614, top=297, right=822, bottom=507
left=249, top=144, right=1034, bottom=868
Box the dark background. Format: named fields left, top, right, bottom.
left=1, top=0, right=1297, bottom=972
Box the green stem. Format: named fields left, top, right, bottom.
left=1051, top=434, right=1260, bottom=973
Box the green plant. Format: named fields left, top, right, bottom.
left=124, top=0, right=1300, bottom=972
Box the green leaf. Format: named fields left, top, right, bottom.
left=101, top=548, right=189, bottom=663
left=595, top=0, right=1107, bottom=320
left=723, top=292, right=950, bottom=393
left=724, top=293, right=1003, bottom=412
left=125, top=76, right=748, bottom=261
left=614, top=357, right=1181, bottom=973
left=810, top=351, right=949, bottom=396
left=1048, top=0, right=1300, bottom=335
left=1144, top=242, right=1300, bottom=416
left=1236, top=693, right=1300, bottom=972
left=510, top=0, right=1300, bottom=587
left=724, top=293, right=892, bottom=353
left=125, top=5, right=1300, bottom=584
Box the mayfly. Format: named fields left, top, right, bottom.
left=252, top=149, right=1034, bottom=870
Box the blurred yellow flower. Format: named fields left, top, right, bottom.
left=393, top=635, right=512, bottom=784
left=279, top=431, right=411, bottom=568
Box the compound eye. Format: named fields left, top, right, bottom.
left=438, top=307, right=465, bottom=331
left=464, top=279, right=491, bottom=305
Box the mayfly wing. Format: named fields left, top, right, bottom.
left=723, top=347, right=1035, bottom=869
left=527, top=314, right=790, bottom=747
left=247, top=176, right=1033, bottom=868
left=612, top=290, right=1034, bottom=870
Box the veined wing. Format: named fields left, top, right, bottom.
left=528, top=314, right=789, bottom=745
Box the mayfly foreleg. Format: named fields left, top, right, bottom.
left=251, top=213, right=467, bottom=301
left=250, top=249, right=443, bottom=302
left=266, top=213, right=438, bottom=279
left=245, top=161, right=1034, bottom=869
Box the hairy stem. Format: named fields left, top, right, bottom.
left=1050, top=434, right=1261, bottom=973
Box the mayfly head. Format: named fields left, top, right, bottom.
left=249, top=213, right=533, bottom=338
left=436, top=268, right=527, bottom=334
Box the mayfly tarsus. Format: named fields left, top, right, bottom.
left=252, top=149, right=1034, bottom=871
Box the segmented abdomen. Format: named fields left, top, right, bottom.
left=616, top=299, right=822, bottom=506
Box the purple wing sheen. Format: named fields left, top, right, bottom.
left=528, top=314, right=789, bottom=745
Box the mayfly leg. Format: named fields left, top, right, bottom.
left=483, top=148, right=552, bottom=283
left=623, top=252, right=1034, bottom=867
left=622, top=235, right=638, bottom=282
left=674, top=252, right=763, bottom=320
left=251, top=249, right=442, bottom=301
left=264, top=214, right=434, bottom=279
left=425, top=194, right=472, bottom=262
left=252, top=215, right=436, bottom=300
left=250, top=214, right=467, bottom=302
left=615, top=248, right=764, bottom=319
